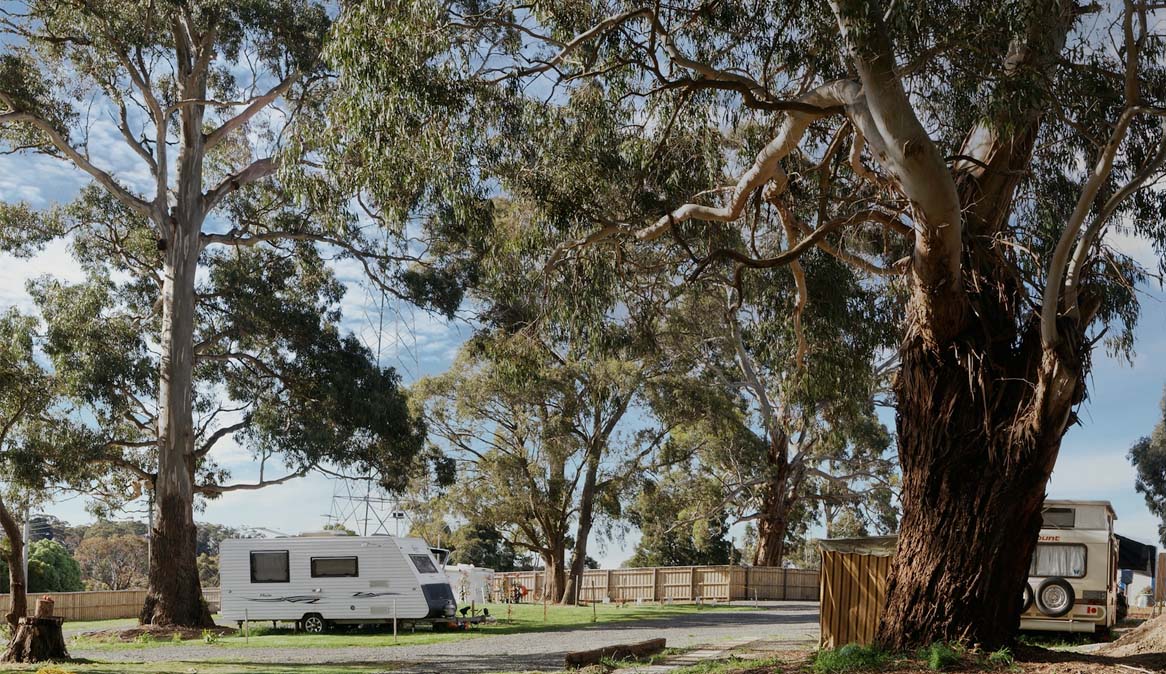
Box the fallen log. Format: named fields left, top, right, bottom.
left=2, top=616, right=68, bottom=663
left=564, top=637, right=666, bottom=667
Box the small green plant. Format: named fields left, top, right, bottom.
left=924, top=642, right=961, bottom=671
left=812, top=643, right=889, bottom=672
left=170, top=630, right=183, bottom=643
left=987, top=647, right=1014, bottom=667
left=34, top=667, right=76, bottom=674
left=133, top=632, right=155, bottom=645
left=202, top=628, right=220, bottom=644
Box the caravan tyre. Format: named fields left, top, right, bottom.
left=302, top=614, right=327, bottom=634
left=1022, top=583, right=1034, bottom=613
left=1036, top=578, right=1075, bottom=617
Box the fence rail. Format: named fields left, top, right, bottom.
left=492, top=566, right=819, bottom=604
left=0, top=588, right=221, bottom=622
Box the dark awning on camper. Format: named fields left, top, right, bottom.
left=1116, top=534, right=1156, bottom=576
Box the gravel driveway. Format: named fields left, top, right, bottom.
left=71, top=602, right=820, bottom=672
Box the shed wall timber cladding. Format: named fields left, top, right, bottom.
left=492, top=566, right=820, bottom=603
left=0, top=589, right=221, bottom=621
left=818, top=551, right=891, bottom=648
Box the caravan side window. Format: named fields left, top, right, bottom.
left=311, top=557, right=359, bottom=578
left=410, top=554, right=438, bottom=574
left=250, top=551, right=290, bottom=583
left=1029, top=543, right=1086, bottom=578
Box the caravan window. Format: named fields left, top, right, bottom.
left=410, top=554, right=438, bottom=574
left=250, top=551, right=290, bottom=583
left=1029, top=544, right=1086, bottom=578
left=1042, top=507, right=1076, bottom=528
left=311, top=557, right=359, bottom=578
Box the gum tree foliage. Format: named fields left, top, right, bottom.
left=624, top=469, right=738, bottom=568
left=1130, top=389, right=1166, bottom=547
left=0, top=1, right=474, bottom=626
left=413, top=193, right=689, bottom=603
left=333, top=0, right=1166, bottom=647
left=646, top=253, right=898, bottom=568
left=0, top=309, right=104, bottom=626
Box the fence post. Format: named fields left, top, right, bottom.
left=690, top=567, right=698, bottom=603
left=606, top=569, right=612, bottom=602
left=782, top=567, right=788, bottom=601
left=652, top=567, right=660, bottom=603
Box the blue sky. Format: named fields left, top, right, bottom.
left=1, top=114, right=1165, bottom=571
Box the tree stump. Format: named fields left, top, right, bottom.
left=2, top=617, right=68, bottom=663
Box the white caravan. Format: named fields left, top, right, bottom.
left=220, top=533, right=457, bottom=633
left=1020, top=500, right=1119, bottom=634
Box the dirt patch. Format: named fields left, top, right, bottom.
left=81, top=624, right=236, bottom=642
left=725, top=647, right=1165, bottom=674
left=1097, top=611, right=1166, bottom=659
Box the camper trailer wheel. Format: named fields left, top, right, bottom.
left=1021, top=583, right=1034, bottom=612
left=302, top=614, right=327, bottom=634
left=1035, top=578, right=1075, bottom=617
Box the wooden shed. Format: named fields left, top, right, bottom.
left=818, top=536, right=897, bottom=649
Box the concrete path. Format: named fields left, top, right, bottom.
left=71, top=602, right=821, bottom=673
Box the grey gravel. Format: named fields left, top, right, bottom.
left=70, top=602, right=820, bottom=672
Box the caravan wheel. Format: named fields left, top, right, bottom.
left=1035, top=578, right=1075, bottom=618
left=1021, top=584, right=1034, bottom=612
left=302, top=614, right=327, bottom=634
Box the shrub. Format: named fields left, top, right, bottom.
left=924, top=642, right=961, bottom=671
left=813, top=644, right=890, bottom=672
left=987, top=647, right=1014, bottom=667
left=202, top=628, right=220, bottom=644
left=34, top=667, right=75, bottom=674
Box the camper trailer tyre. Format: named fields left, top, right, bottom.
left=1021, top=584, right=1034, bottom=612
left=1035, top=578, right=1075, bottom=617
left=302, top=614, right=327, bottom=634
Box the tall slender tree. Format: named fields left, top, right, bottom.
left=0, top=2, right=467, bottom=626
left=334, top=0, right=1166, bottom=647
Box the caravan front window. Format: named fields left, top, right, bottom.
left=1029, top=544, right=1086, bottom=578
left=410, top=554, right=438, bottom=574
left=250, top=551, right=290, bottom=583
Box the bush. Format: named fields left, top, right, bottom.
left=813, top=644, right=890, bottom=672
left=923, top=642, right=961, bottom=671
left=34, top=668, right=75, bottom=674
left=202, top=628, right=220, bottom=644
left=987, top=647, right=1014, bottom=667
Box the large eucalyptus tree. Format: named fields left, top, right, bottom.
left=333, top=0, right=1166, bottom=647
left=0, top=1, right=468, bottom=626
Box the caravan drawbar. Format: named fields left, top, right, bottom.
left=219, top=534, right=457, bottom=633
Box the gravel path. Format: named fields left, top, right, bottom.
left=70, top=602, right=820, bottom=672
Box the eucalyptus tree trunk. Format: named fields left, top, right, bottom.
left=0, top=498, right=26, bottom=627
left=140, top=66, right=213, bottom=627
left=562, top=450, right=601, bottom=604
left=821, top=0, right=1082, bottom=649
left=751, top=437, right=795, bottom=567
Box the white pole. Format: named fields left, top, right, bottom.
left=392, top=600, right=398, bottom=644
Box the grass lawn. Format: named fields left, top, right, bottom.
left=0, top=662, right=391, bottom=673
left=66, top=602, right=752, bottom=652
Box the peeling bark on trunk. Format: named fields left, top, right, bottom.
left=752, top=446, right=794, bottom=567
left=0, top=498, right=26, bottom=628
left=541, top=547, right=567, bottom=603
left=876, top=295, right=1085, bottom=648
left=141, top=221, right=213, bottom=628
left=562, top=450, right=601, bottom=604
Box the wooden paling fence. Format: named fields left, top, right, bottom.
left=0, top=588, right=222, bottom=622
left=492, top=565, right=819, bottom=604
left=818, top=550, right=891, bottom=649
